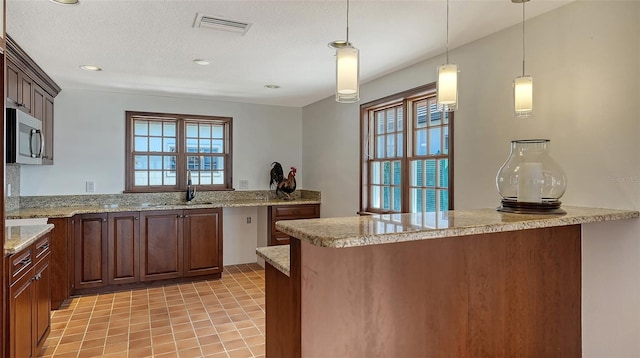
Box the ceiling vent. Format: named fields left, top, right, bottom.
left=193, top=13, right=252, bottom=35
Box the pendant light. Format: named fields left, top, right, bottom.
left=513, top=0, right=532, bottom=118
left=332, top=0, right=360, bottom=103
left=436, top=0, right=458, bottom=112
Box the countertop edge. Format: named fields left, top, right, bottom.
left=256, top=245, right=290, bottom=277
left=7, top=199, right=322, bottom=219
left=5, top=224, right=55, bottom=256
left=275, top=207, right=639, bottom=248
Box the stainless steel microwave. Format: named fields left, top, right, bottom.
left=6, top=108, right=44, bottom=165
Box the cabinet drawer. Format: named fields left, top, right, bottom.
left=34, top=235, right=50, bottom=263
left=273, top=205, right=319, bottom=219
left=9, top=248, right=33, bottom=284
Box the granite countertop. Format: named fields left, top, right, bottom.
left=256, top=245, right=290, bottom=277
left=6, top=198, right=321, bottom=219
left=5, top=224, right=55, bottom=256
left=276, top=206, right=639, bottom=248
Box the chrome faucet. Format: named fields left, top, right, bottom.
left=186, top=170, right=197, bottom=202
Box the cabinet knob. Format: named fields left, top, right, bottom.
left=102, top=218, right=107, bottom=222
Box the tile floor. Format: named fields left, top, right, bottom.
left=38, top=263, right=266, bottom=358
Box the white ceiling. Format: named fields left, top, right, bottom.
left=6, top=0, right=572, bottom=107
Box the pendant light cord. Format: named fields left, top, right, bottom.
left=446, top=0, right=450, bottom=63
left=346, top=0, right=350, bottom=44
left=521, top=1, right=526, bottom=76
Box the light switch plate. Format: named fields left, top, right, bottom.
left=239, top=179, right=249, bottom=189
left=86, top=181, right=95, bottom=193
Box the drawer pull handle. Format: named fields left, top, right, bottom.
left=18, top=257, right=32, bottom=267
left=39, top=243, right=49, bottom=251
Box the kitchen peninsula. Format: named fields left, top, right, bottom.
left=258, top=206, right=639, bottom=357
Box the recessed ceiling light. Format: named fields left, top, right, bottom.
left=79, top=65, right=102, bottom=72
left=193, top=59, right=211, bottom=66
left=50, top=0, right=79, bottom=5
left=265, top=84, right=280, bottom=89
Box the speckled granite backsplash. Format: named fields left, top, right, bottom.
left=5, top=165, right=20, bottom=212
left=18, top=189, right=320, bottom=208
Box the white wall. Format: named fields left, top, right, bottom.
left=21, top=89, right=303, bottom=195
left=302, top=1, right=640, bottom=356
left=223, top=207, right=260, bottom=265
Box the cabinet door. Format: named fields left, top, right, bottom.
left=183, top=208, right=223, bottom=277
left=47, top=218, right=70, bottom=310
left=33, top=254, right=51, bottom=351
left=140, top=210, right=183, bottom=281
left=42, top=95, right=54, bottom=164
left=32, top=86, right=45, bottom=120
left=20, top=74, right=33, bottom=114
left=9, top=271, right=34, bottom=358
left=74, top=214, right=108, bottom=289
left=6, top=60, right=20, bottom=106
left=107, top=212, right=139, bottom=285
left=268, top=204, right=320, bottom=246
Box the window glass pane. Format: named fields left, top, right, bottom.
left=429, top=103, right=442, bottom=127
left=371, top=162, right=381, bottom=185
left=443, top=111, right=450, bottom=125
left=164, top=156, right=176, bottom=170
left=410, top=160, right=422, bottom=186
left=186, top=139, right=198, bottom=153
left=199, top=139, right=212, bottom=153
left=149, top=156, right=162, bottom=170
left=439, top=159, right=449, bottom=188
left=134, top=121, right=148, bottom=135
left=426, top=189, right=436, bottom=212
left=163, top=139, right=175, bottom=153
left=200, top=171, right=212, bottom=185
left=212, top=125, right=224, bottom=138
left=386, top=135, right=395, bottom=158
left=376, top=112, right=385, bottom=134
left=149, top=137, right=162, bottom=152
left=212, top=171, right=225, bottom=185
left=386, top=110, right=395, bottom=133
left=411, top=188, right=423, bottom=213
left=426, top=159, right=436, bottom=187
left=439, top=190, right=449, bottom=211
left=383, top=187, right=390, bottom=210
left=199, top=124, right=211, bottom=138
left=186, top=123, right=198, bottom=137
left=376, top=136, right=385, bottom=158
left=443, top=127, right=449, bottom=155
left=416, top=101, right=427, bottom=128
left=187, top=156, right=198, bottom=170
left=149, top=122, right=162, bottom=136
left=396, top=133, right=403, bottom=156
left=149, top=171, right=162, bottom=185
left=397, top=107, right=403, bottom=131
left=371, top=186, right=381, bottom=209
left=163, top=122, right=176, bottom=137
left=164, top=172, right=176, bottom=185
left=393, top=161, right=401, bottom=185
left=134, top=171, right=148, bottom=186
left=416, top=130, right=427, bottom=156
left=393, top=187, right=401, bottom=211
left=212, top=140, right=224, bottom=153
left=429, top=128, right=441, bottom=155
left=383, top=161, right=390, bottom=185
left=213, top=157, right=224, bottom=170
left=134, top=137, right=148, bottom=152
left=135, top=156, right=148, bottom=170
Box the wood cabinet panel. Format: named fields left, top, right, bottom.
left=47, top=218, right=71, bottom=310
left=6, top=60, right=20, bottom=106
left=140, top=210, right=182, bottom=281
left=43, top=94, right=54, bottom=164
left=20, top=74, right=33, bottom=113
left=184, top=208, right=222, bottom=277
left=74, top=214, right=108, bottom=289
left=33, top=255, right=51, bottom=350
left=32, top=86, right=44, bottom=120
left=268, top=204, right=320, bottom=246
left=9, top=272, right=34, bottom=358
left=107, top=212, right=139, bottom=285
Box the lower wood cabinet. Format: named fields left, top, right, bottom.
left=7, top=234, right=51, bottom=358
left=73, top=208, right=223, bottom=293
left=47, top=218, right=74, bottom=310
left=268, top=204, right=320, bottom=246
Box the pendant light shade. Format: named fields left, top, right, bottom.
left=514, top=75, right=533, bottom=116
left=513, top=0, right=532, bottom=118
left=336, top=45, right=360, bottom=103
left=334, top=0, right=360, bottom=103
left=436, top=0, right=458, bottom=112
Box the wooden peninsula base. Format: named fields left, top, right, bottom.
left=268, top=225, right=581, bottom=357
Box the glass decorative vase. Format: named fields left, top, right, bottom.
left=496, top=139, right=567, bottom=214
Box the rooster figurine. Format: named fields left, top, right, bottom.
left=270, top=162, right=297, bottom=200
